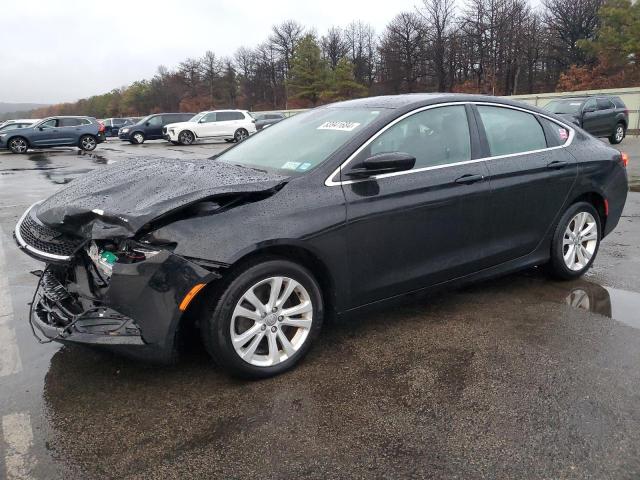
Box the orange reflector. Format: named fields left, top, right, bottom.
left=179, top=283, right=206, bottom=311
left=621, top=152, right=629, bottom=168
left=604, top=198, right=609, bottom=217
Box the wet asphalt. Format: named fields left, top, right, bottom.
left=0, top=136, right=639, bottom=479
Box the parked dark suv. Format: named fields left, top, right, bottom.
left=544, top=96, right=629, bottom=144
left=0, top=116, right=105, bottom=153
left=102, top=118, right=133, bottom=137
left=118, top=113, right=194, bottom=144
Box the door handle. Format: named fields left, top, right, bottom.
left=455, top=174, right=484, bottom=185
left=547, top=160, right=569, bottom=170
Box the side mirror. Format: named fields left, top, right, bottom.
left=38, top=127, right=44, bottom=131
left=583, top=106, right=596, bottom=114
left=346, top=152, right=416, bottom=178
left=145, top=122, right=151, bottom=126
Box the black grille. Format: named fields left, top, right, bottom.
left=19, top=211, right=83, bottom=258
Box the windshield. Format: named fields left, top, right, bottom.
left=136, top=115, right=154, bottom=125
left=189, top=112, right=207, bottom=123
left=544, top=100, right=584, bottom=115
left=218, top=107, right=384, bottom=175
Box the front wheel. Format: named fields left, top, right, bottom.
left=201, top=259, right=323, bottom=378
left=8, top=137, right=28, bottom=154
left=79, top=135, right=97, bottom=151
left=609, top=122, right=625, bottom=144
left=547, top=202, right=601, bottom=280
left=234, top=128, right=249, bottom=142
left=178, top=130, right=195, bottom=145
left=130, top=132, right=145, bottom=145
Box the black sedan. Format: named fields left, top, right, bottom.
left=14, top=94, right=629, bottom=378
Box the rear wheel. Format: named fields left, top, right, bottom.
left=200, top=259, right=323, bottom=378
left=8, top=137, right=28, bottom=154
left=234, top=128, right=249, bottom=142
left=547, top=202, right=601, bottom=280
left=178, top=130, right=195, bottom=145
left=79, top=135, right=97, bottom=151
left=609, top=122, right=625, bottom=144
left=130, top=132, right=145, bottom=144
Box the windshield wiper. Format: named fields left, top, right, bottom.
left=233, top=164, right=268, bottom=174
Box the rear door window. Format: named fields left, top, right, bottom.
left=539, top=117, right=570, bottom=147
left=59, top=118, right=81, bottom=127
left=597, top=98, right=614, bottom=111
left=477, top=106, right=546, bottom=156
left=217, top=112, right=234, bottom=122
left=364, top=105, right=471, bottom=169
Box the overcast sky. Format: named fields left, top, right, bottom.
left=1, top=0, right=432, bottom=104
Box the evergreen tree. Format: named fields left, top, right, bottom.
left=288, top=34, right=331, bottom=106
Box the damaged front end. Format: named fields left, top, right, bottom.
left=16, top=202, right=220, bottom=362
left=13, top=158, right=288, bottom=361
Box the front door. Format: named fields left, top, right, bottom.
left=581, top=98, right=609, bottom=136
left=342, top=104, right=493, bottom=307
left=146, top=115, right=164, bottom=139
left=30, top=118, right=62, bottom=146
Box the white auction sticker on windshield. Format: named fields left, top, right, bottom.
left=282, top=161, right=301, bottom=170
left=317, top=121, right=361, bottom=131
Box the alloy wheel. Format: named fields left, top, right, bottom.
left=179, top=131, right=194, bottom=145
left=133, top=133, right=144, bottom=144
left=615, top=125, right=624, bottom=143
left=563, top=211, right=598, bottom=271
left=9, top=138, right=28, bottom=153
left=230, top=276, right=313, bottom=367
left=235, top=129, right=248, bottom=142
left=81, top=136, right=96, bottom=151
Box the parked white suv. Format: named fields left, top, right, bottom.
left=163, top=110, right=256, bottom=145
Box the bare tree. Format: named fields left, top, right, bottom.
left=321, top=27, right=349, bottom=69
left=199, top=51, right=221, bottom=107
left=345, top=21, right=378, bottom=87
left=379, top=12, right=427, bottom=93
left=418, top=0, right=456, bottom=91
left=543, top=0, right=603, bottom=66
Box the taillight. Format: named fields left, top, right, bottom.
left=621, top=152, right=629, bottom=168
left=98, top=122, right=105, bottom=133
left=624, top=108, right=629, bottom=116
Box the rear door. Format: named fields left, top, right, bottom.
left=474, top=104, right=577, bottom=264
left=58, top=117, right=82, bottom=145
left=216, top=111, right=237, bottom=137
left=342, top=104, right=493, bottom=307
left=581, top=98, right=609, bottom=136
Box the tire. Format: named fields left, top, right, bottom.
left=130, top=132, right=145, bottom=145
left=178, top=130, right=195, bottom=145
left=79, top=135, right=97, bottom=151
left=234, top=128, right=249, bottom=143
left=609, top=122, right=625, bottom=144
left=200, top=258, right=323, bottom=378
left=8, top=136, right=28, bottom=154
left=547, top=202, right=601, bottom=280
left=224, top=139, right=234, bottom=143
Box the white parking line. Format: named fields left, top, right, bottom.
left=0, top=227, right=22, bottom=377
left=2, top=412, right=35, bottom=479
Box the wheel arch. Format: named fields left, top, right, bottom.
left=570, top=191, right=607, bottom=232
left=6, top=135, right=30, bottom=148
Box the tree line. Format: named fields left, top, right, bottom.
left=10, top=0, right=640, bottom=121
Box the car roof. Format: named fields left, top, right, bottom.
left=324, top=93, right=558, bottom=117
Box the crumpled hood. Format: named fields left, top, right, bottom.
left=35, top=157, right=287, bottom=239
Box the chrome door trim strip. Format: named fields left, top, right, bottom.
left=325, top=101, right=576, bottom=187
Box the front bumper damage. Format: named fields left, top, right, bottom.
left=17, top=215, right=220, bottom=362
left=29, top=251, right=219, bottom=362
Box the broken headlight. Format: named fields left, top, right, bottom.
left=87, top=241, right=160, bottom=278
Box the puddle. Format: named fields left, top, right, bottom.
left=562, top=282, right=640, bottom=329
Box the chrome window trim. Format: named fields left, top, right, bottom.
left=324, top=101, right=576, bottom=187
left=14, top=201, right=73, bottom=261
